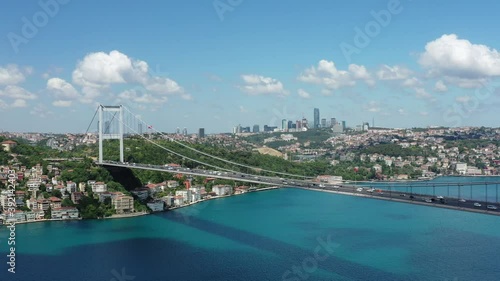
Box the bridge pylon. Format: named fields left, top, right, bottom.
left=98, top=105, right=124, bottom=163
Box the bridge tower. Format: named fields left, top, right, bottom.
left=98, top=105, right=124, bottom=163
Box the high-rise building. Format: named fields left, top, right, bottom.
left=281, top=119, right=287, bottom=131
left=182, top=127, right=187, bottom=135
left=313, top=108, right=320, bottom=128
left=287, top=120, right=293, bottom=129
left=342, top=121, right=346, bottom=130
left=302, top=118, right=308, bottom=129
left=321, top=118, right=326, bottom=128
left=296, top=120, right=302, bottom=130
left=176, top=127, right=180, bottom=134
left=138, top=123, right=143, bottom=135
left=252, top=125, right=260, bottom=133
left=198, top=128, right=205, bottom=138
left=330, top=118, right=337, bottom=127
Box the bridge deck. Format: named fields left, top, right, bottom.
left=98, top=161, right=500, bottom=216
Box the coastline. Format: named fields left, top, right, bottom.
left=2, top=186, right=281, bottom=226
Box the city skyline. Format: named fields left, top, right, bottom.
left=2, top=1, right=500, bottom=134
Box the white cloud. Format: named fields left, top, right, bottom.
left=30, top=104, right=54, bottom=118
left=398, top=108, right=407, bottom=115
left=0, top=99, right=7, bottom=110
left=11, top=99, right=27, bottom=108
left=0, top=85, right=37, bottom=100
left=420, top=111, right=429, bottom=116
left=297, top=89, right=311, bottom=99
left=72, top=50, right=185, bottom=103
left=52, top=100, right=72, bottom=107
left=402, top=77, right=421, bottom=87
left=455, top=96, right=471, bottom=104
left=47, top=78, right=80, bottom=99
left=434, top=80, right=448, bottom=92
left=118, top=89, right=168, bottom=104
left=415, top=88, right=432, bottom=99
left=0, top=65, right=27, bottom=85
left=298, top=60, right=373, bottom=89
left=239, top=105, right=248, bottom=113
left=363, top=101, right=381, bottom=113
left=239, top=74, right=287, bottom=96
left=376, top=65, right=412, bottom=80
left=144, top=77, right=182, bottom=94
left=419, top=34, right=500, bottom=80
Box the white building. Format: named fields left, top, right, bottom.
left=456, top=163, right=467, bottom=175
left=147, top=201, right=165, bottom=212
left=212, top=185, right=233, bottom=196
left=175, top=190, right=192, bottom=204
left=92, top=182, right=107, bottom=193
left=66, top=181, right=77, bottom=193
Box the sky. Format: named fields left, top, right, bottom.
left=1, top=0, right=500, bottom=134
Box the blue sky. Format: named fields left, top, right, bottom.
left=1, top=0, right=500, bottom=133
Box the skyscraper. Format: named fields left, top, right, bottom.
left=313, top=108, right=320, bottom=128
left=321, top=118, right=326, bottom=128
left=252, top=125, right=260, bottom=133
left=182, top=127, right=187, bottom=135
left=138, top=123, right=143, bottom=135
left=330, top=118, right=337, bottom=127
left=198, top=128, right=205, bottom=138
left=281, top=119, right=287, bottom=131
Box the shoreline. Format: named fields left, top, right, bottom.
left=2, top=186, right=281, bottom=226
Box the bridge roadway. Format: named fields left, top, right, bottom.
left=98, top=161, right=500, bottom=216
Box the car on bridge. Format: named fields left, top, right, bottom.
left=474, top=202, right=482, bottom=207
left=487, top=205, right=498, bottom=210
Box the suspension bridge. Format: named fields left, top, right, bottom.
left=88, top=104, right=500, bottom=216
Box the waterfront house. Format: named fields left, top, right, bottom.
left=37, top=199, right=50, bottom=211
left=174, top=195, right=184, bottom=206
left=175, top=190, right=192, bottom=204
left=161, top=196, right=174, bottom=207
left=49, top=197, right=62, bottom=209
left=51, top=207, right=79, bottom=220
left=13, top=210, right=26, bottom=223
left=146, top=200, right=165, bottom=212
left=212, top=185, right=233, bottom=196
left=26, top=209, right=44, bottom=221
left=112, top=195, right=134, bottom=214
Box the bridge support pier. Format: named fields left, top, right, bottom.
left=98, top=105, right=124, bottom=163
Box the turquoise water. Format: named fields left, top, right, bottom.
left=1, top=181, right=500, bottom=280
left=359, top=176, right=500, bottom=202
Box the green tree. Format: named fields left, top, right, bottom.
left=44, top=206, right=52, bottom=219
